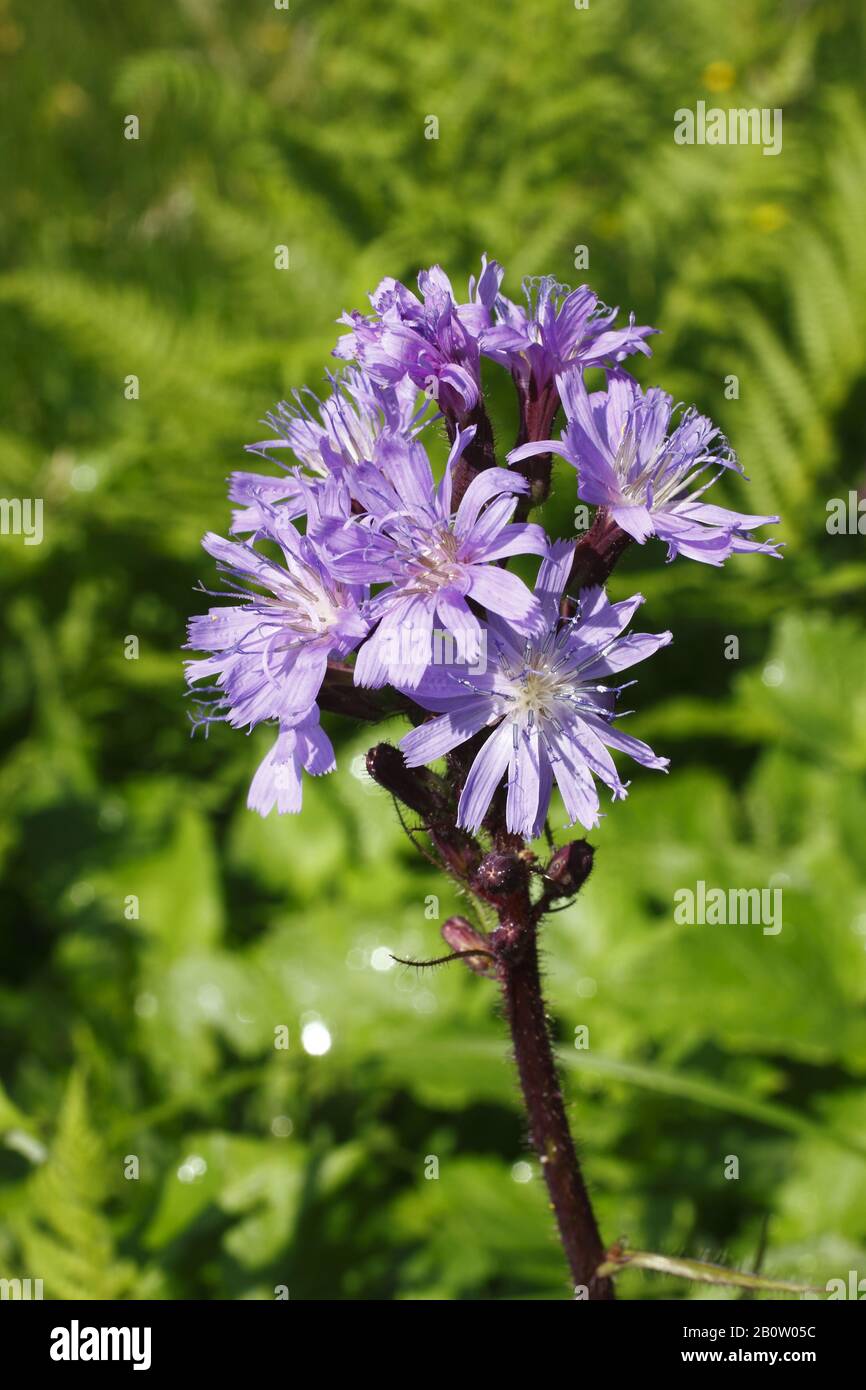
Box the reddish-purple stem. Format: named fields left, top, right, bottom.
left=500, top=916, right=614, bottom=1298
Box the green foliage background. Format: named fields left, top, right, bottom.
left=1, top=0, right=865, bottom=1300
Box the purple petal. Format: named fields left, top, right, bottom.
left=506, top=730, right=553, bottom=840
left=556, top=368, right=614, bottom=467
left=567, top=717, right=627, bottom=799
left=470, top=520, right=548, bottom=564
left=728, top=533, right=784, bottom=558
left=534, top=540, right=575, bottom=623
left=507, top=439, right=561, bottom=466
left=434, top=586, right=483, bottom=654
left=609, top=504, right=656, bottom=543
left=577, top=629, right=672, bottom=679
left=579, top=712, right=669, bottom=771
left=229, top=471, right=303, bottom=506
left=248, top=728, right=303, bottom=816
left=677, top=500, right=780, bottom=531
left=651, top=511, right=733, bottom=565
left=273, top=642, right=330, bottom=716
left=546, top=727, right=601, bottom=830
left=465, top=565, right=544, bottom=634
left=187, top=606, right=258, bottom=654
left=585, top=323, right=657, bottom=364
left=570, top=586, right=646, bottom=653
left=454, top=467, right=527, bottom=538
left=298, top=718, right=336, bottom=776
left=354, top=595, right=432, bottom=688
left=387, top=595, right=436, bottom=690
left=201, top=531, right=278, bottom=586
left=401, top=697, right=498, bottom=765
left=457, top=721, right=513, bottom=831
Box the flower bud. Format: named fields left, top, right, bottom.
left=366, top=742, right=481, bottom=882
left=544, top=840, right=594, bottom=897
left=365, top=742, right=445, bottom=818
left=473, top=851, right=525, bottom=904
left=441, top=917, right=497, bottom=977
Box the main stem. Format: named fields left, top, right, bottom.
left=500, top=923, right=614, bottom=1299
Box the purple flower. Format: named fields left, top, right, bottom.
left=482, top=277, right=656, bottom=400
left=184, top=255, right=785, bottom=839
left=247, top=709, right=335, bottom=817
left=325, top=429, right=548, bottom=689
left=400, top=541, right=671, bottom=839
left=230, top=368, right=428, bottom=536
left=185, top=527, right=368, bottom=732
left=511, top=369, right=782, bottom=565
left=333, top=257, right=503, bottom=418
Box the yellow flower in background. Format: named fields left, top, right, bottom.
left=0, top=18, right=23, bottom=54
left=595, top=211, right=623, bottom=240
left=45, top=82, right=89, bottom=122
left=703, top=60, right=736, bottom=93
left=252, top=20, right=290, bottom=54
left=752, top=202, right=788, bottom=233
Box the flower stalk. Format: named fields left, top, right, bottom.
left=470, top=841, right=614, bottom=1297
left=500, top=906, right=614, bottom=1299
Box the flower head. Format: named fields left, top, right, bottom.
left=482, top=278, right=656, bottom=399
left=511, top=368, right=781, bottom=564
left=325, top=428, right=548, bottom=688
left=186, top=527, right=368, bottom=732
left=334, top=258, right=503, bottom=418
left=230, top=368, right=429, bottom=536
left=400, top=541, right=671, bottom=839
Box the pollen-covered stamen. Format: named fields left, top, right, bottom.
left=261, top=558, right=350, bottom=639
left=614, top=404, right=670, bottom=504
left=616, top=402, right=737, bottom=510
left=391, top=521, right=465, bottom=593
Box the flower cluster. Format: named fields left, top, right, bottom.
left=186, top=258, right=780, bottom=835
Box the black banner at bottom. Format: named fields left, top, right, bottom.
left=1, top=1295, right=861, bottom=1374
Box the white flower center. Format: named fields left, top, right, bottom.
left=500, top=655, right=574, bottom=727
left=271, top=569, right=343, bottom=638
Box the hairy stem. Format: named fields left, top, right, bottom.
left=510, top=376, right=561, bottom=521
left=569, top=507, right=633, bottom=589
left=446, top=398, right=498, bottom=509
left=474, top=849, right=612, bottom=1300
left=500, top=918, right=614, bottom=1299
